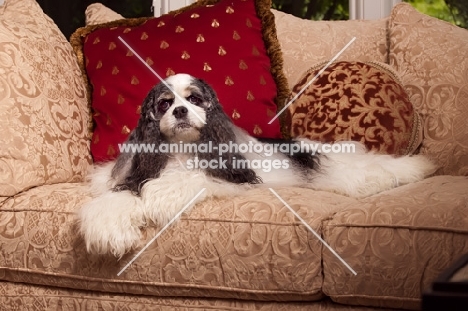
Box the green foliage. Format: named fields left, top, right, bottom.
left=39, top=0, right=467, bottom=39
left=272, top=0, right=348, bottom=20
left=445, top=0, right=468, bottom=28
left=272, top=0, right=467, bottom=29
left=404, top=0, right=455, bottom=24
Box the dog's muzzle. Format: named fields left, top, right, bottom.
left=173, top=106, right=188, bottom=119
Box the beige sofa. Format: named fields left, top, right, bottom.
left=1, top=0, right=467, bottom=310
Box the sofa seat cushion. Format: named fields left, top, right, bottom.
left=2, top=178, right=466, bottom=308
left=322, top=175, right=468, bottom=310
left=1, top=183, right=356, bottom=301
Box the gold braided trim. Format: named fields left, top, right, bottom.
left=253, top=0, right=291, bottom=138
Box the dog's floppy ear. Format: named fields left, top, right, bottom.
left=196, top=79, right=261, bottom=184
left=112, top=85, right=169, bottom=195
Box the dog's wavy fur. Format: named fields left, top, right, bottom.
left=78, top=74, right=436, bottom=258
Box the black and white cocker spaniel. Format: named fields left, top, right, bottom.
left=79, top=73, right=435, bottom=258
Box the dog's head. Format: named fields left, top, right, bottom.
left=141, top=73, right=219, bottom=143
left=112, top=73, right=260, bottom=194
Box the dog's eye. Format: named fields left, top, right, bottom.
left=186, top=95, right=202, bottom=106
left=158, top=99, right=173, bottom=113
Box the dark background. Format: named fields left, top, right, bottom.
left=36, top=0, right=153, bottom=39
left=37, top=0, right=467, bottom=40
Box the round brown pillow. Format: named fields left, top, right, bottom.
left=285, top=61, right=422, bottom=155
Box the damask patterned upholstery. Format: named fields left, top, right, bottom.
left=285, top=61, right=422, bottom=155
left=272, top=9, right=389, bottom=90
left=322, top=176, right=468, bottom=309
left=85, top=3, right=124, bottom=25
left=0, top=280, right=395, bottom=311
left=3, top=175, right=466, bottom=310
left=0, top=0, right=91, bottom=196
left=0, top=0, right=467, bottom=310
left=389, top=3, right=468, bottom=176
left=0, top=184, right=332, bottom=301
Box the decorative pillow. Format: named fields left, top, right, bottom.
left=389, top=3, right=468, bottom=175
left=285, top=61, right=422, bottom=155
left=272, top=9, right=389, bottom=90
left=70, top=0, right=289, bottom=162
left=0, top=0, right=91, bottom=196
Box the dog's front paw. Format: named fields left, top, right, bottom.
left=78, top=191, right=145, bottom=258
left=140, top=176, right=208, bottom=226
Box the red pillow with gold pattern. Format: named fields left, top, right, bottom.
left=285, top=61, right=422, bottom=155
left=71, top=0, right=289, bottom=162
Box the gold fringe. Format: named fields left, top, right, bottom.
left=69, top=0, right=290, bottom=138
left=253, top=0, right=291, bottom=139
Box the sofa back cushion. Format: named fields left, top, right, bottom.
left=0, top=0, right=91, bottom=196
left=85, top=3, right=124, bottom=25
left=389, top=3, right=468, bottom=176
left=272, top=10, right=389, bottom=90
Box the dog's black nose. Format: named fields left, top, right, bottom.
left=173, top=106, right=188, bottom=119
